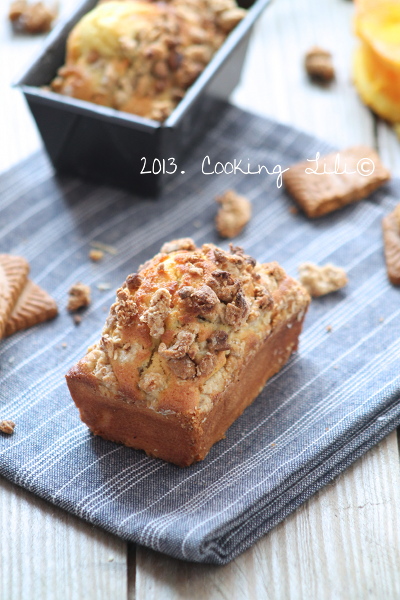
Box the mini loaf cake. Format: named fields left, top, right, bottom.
left=66, top=240, right=310, bottom=466
left=50, top=0, right=246, bottom=121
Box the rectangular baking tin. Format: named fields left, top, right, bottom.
left=16, top=0, right=272, bottom=196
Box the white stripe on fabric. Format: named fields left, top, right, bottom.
left=95, top=310, right=400, bottom=531
left=0, top=163, right=51, bottom=213
left=0, top=180, right=82, bottom=242
left=147, top=338, right=400, bottom=549
left=180, top=372, right=400, bottom=559
left=13, top=255, right=389, bottom=511
left=64, top=247, right=389, bottom=518
left=118, top=317, right=400, bottom=542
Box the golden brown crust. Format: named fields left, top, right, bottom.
left=283, top=146, right=390, bottom=218
left=66, top=239, right=310, bottom=465
left=49, top=0, right=246, bottom=121
left=382, top=206, right=400, bottom=285
left=5, top=279, right=58, bottom=336
left=0, top=254, right=30, bottom=340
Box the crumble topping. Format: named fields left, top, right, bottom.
left=207, top=330, right=230, bottom=352
left=140, top=288, right=171, bottom=337
left=178, top=284, right=220, bottom=317
left=125, top=273, right=142, bottom=291
left=85, top=239, right=310, bottom=410
left=113, top=288, right=137, bottom=327
left=168, top=355, right=197, bottom=379
left=206, top=269, right=240, bottom=302
left=223, top=290, right=249, bottom=329
left=158, top=330, right=196, bottom=359
left=161, top=238, right=197, bottom=254
left=138, top=372, right=166, bottom=394
left=85, top=345, right=118, bottom=394
left=196, top=352, right=217, bottom=377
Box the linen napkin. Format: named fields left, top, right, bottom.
left=0, top=102, right=399, bottom=564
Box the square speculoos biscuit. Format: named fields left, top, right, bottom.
left=382, top=205, right=400, bottom=286
left=0, top=254, right=30, bottom=339
left=66, top=240, right=310, bottom=466
left=5, top=279, right=58, bottom=337
left=283, top=145, right=390, bottom=218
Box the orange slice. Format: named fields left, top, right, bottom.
left=354, top=42, right=400, bottom=122
left=355, top=2, right=400, bottom=67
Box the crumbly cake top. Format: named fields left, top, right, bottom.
left=50, top=0, right=246, bottom=121
left=83, top=240, right=310, bottom=414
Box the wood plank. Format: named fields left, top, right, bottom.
left=0, top=475, right=127, bottom=600
left=1, top=0, right=399, bottom=596
left=232, top=0, right=375, bottom=147
left=376, top=122, right=400, bottom=178
left=0, top=5, right=129, bottom=600
left=0, top=0, right=80, bottom=173
left=136, top=432, right=400, bottom=600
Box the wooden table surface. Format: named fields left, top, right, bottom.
left=1, top=1, right=400, bottom=598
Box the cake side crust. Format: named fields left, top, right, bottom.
left=66, top=312, right=306, bottom=466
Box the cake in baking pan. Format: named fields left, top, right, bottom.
left=50, top=0, right=246, bottom=121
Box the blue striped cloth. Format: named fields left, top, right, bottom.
left=0, top=103, right=399, bottom=564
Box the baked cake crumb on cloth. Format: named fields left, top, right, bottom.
left=298, top=263, right=347, bottom=297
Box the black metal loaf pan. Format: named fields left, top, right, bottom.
left=16, top=0, right=271, bottom=196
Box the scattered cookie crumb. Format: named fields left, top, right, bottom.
left=193, top=220, right=202, bottom=229
left=215, top=189, right=252, bottom=238
left=73, top=314, right=82, bottom=325
left=379, top=316, right=384, bottom=323
left=108, top=557, right=114, bottom=562
left=305, top=46, right=335, bottom=83
left=62, top=342, right=67, bottom=348
left=326, top=325, right=332, bottom=332
left=8, top=356, right=15, bottom=364
left=289, top=206, right=299, bottom=215
left=67, top=282, right=91, bottom=311
left=89, top=249, right=104, bottom=262
left=299, top=263, right=348, bottom=297
left=333, top=365, right=338, bottom=369
left=0, top=420, right=15, bottom=435
left=90, top=241, right=117, bottom=255
left=97, top=282, right=111, bottom=291
left=9, top=0, right=57, bottom=34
